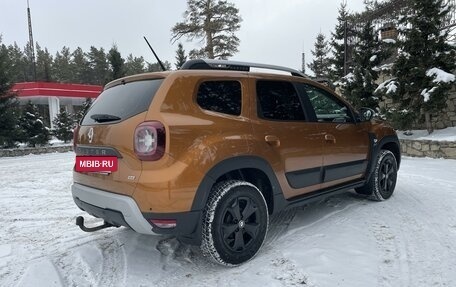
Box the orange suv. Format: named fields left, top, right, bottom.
left=72, top=59, right=400, bottom=265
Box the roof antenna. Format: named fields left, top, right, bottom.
left=143, top=36, right=167, bottom=71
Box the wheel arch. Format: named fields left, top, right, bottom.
left=379, top=136, right=401, bottom=170
left=366, top=134, right=401, bottom=183
left=191, top=156, right=283, bottom=215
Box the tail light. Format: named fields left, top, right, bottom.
left=73, top=124, right=80, bottom=149
left=134, top=121, right=166, bottom=161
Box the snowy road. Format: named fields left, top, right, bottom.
left=1, top=152, right=456, bottom=286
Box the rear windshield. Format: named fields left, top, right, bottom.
left=81, top=79, right=163, bottom=125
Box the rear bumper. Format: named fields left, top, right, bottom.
left=72, top=183, right=157, bottom=235
left=71, top=183, right=202, bottom=243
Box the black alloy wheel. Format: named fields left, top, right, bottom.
left=201, top=180, right=269, bottom=265
left=378, top=153, right=397, bottom=199
left=218, top=196, right=260, bottom=252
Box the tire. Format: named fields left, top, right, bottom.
left=201, top=180, right=269, bottom=266
left=355, top=150, right=398, bottom=201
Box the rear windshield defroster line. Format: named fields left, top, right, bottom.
left=81, top=79, right=163, bottom=125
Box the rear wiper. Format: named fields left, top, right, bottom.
left=90, top=114, right=121, bottom=123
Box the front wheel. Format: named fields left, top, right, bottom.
left=355, top=150, right=398, bottom=201
left=201, top=180, right=269, bottom=266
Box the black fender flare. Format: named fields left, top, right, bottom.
left=190, top=155, right=283, bottom=211
left=366, top=134, right=401, bottom=182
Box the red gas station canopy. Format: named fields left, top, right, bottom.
left=12, top=82, right=103, bottom=98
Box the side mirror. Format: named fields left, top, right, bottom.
left=358, top=107, right=375, bottom=122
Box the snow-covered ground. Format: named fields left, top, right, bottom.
left=398, top=127, right=456, bottom=141
left=1, top=152, right=456, bottom=287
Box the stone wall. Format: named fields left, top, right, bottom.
left=0, top=145, right=73, bottom=157
left=400, top=139, right=456, bottom=159
left=432, top=90, right=456, bottom=129
left=379, top=87, right=456, bottom=129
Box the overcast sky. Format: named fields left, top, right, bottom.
left=0, top=0, right=366, bottom=73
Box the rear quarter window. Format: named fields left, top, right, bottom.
left=196, top=81, right=242, bottom=116
left=81, top=79, right=163, bottom=125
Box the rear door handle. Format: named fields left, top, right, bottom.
left=325, top=134, right=336, bottom=143
left=265, top=135, right=280, bottom=147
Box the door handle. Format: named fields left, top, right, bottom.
left=265, top=135, right=280, bottom=147
left=325, top=134, right=336, bottom=143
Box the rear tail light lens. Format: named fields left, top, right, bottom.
left=149, top=219, right=177, bottom=229
left=134, top=121, right=166, bottom=161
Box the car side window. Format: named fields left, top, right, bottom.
left=256, top=80, right=306, bottom=121
left=303, top=84, right=353, bottom=123
left=197, top=81, right=242, bottom=116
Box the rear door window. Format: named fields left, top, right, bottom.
left=81, top=79, right=163, bottom=125
left=256, top=80, right=306, bottom=121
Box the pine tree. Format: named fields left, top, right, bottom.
left=108, top=44, right=125, bottom=81
left=19, top=102, right=50, bottom=147
left=378, top=0, right=456, bottom=132
left=8, top=42, right=28, bottom=83
left=307, top=33, right=330, bottom=78
left=23, top=41, right=36, bottom=81
left=147, top=61, right=171, bottom=72
left=53, top=46, right=72, bottom=83
left=53, top=107, right=74, bottom=143
left=35, top=43, right=53, bottom=82
left=175, top=43, right=187, bottom=69
left=71, top=47, right=91, bottom=84
left=87, top=46, right=109, bottom=85
left=125, top=54, right=145, bottom=76
left=329, top=2, right=349, bottom=82
left=0, top=37, right=22, bottom=148
left=75, top=98, right=92, bottom=124
left=171, top=0, right=242, bottom=59
left=344, top=20, right=390, bottom=110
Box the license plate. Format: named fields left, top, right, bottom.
left=75, top=156, right=118, bottom=172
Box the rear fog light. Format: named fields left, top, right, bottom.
left=150, top=219, right=177, bottom=229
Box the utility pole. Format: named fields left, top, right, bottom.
left=27, top=0, right=36, bottom=81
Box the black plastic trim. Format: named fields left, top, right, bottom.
left=285, top=159, right=367, bottom=189
left=187, top=156, right=283, bottom=245
left=141, top=210, right=202, bottom=241
left=366, top=134, right=401, bottom=182
left=273, top=179, right=366, bottom=211
left=74, top=196, right=130, bottom=228
left=324, top=160, right=368, bottom=182
left=191, top=156, right=284, bottom=212
left=181, top=59, right=307, bottom=78
left=286, top=167, right=322, bottom=188
left=365, top=132, right=378, bottom=179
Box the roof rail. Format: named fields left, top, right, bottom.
left=180, top=59, right=308, bottom=78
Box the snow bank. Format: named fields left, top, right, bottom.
left=398, top=127, right=456, bottom=141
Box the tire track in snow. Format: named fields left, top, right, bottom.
left=370, top=169, right=456, bottom=287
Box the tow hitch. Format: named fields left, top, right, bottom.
left=76, top=216, right=117, bottom=232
